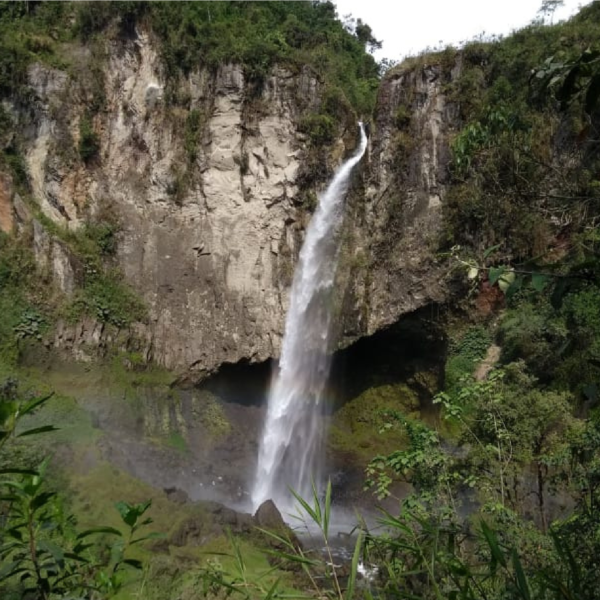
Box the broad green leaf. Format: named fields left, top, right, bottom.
left=557, top=64, right=580, bottom=108
left=20, top=394, right=53, bottom=417
left=323, top=479, right=332, bottom=539
left=480, top=521, right=506, bottom=569
left=505, top=275, right=523, bottom=298
left=38, top=540, right=65, bottom=568
left=512, top=550, right=531, bottom=600
left=264, top=576, right=281, bottom=600
left=531, top=272, right=550, bottom=292
left=123, top=558, right=143, bottom=570
left=585, top=73, right=600, bottom=114
left=63, top=551, right=90, bottom=563
left=0, top=468, right=39, bottom=475
left=30, top=491, right=56, bottom=512
left=130, top=532, right=165, bottom=545
left=115, top=501, right=137, bottom=527
left=256, top=527, right=295, bottom=550
left=263, top=549, right=318, bottom=567
left=489, top=266, right=506, bottom=285
left=290, top=488, right=319, bottom=525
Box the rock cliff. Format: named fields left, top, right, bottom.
left=336, top=61, right=455, bottom=346
left=3, top=30, right=455, bottom=379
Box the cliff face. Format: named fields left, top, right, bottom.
left=3, top=30, right=454, bottom=379
left=337, top=62, right=455, bottom=346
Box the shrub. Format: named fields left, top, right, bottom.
left=298, top=113, right=335, bottom=146
left=78, top=114, right=99, bottom=163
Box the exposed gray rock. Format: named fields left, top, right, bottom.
left=254, top=499, right=285, bottom=530
left=163, top=486, right=190, bottom=505
left=336, top=60, right=456, bottom=346
left=14, top=27, right=455, bottom=381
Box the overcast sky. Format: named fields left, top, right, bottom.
left=333, top=0, right=593, bottom=61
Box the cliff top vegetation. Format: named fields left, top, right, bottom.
left=0, top=0, right=381, bottom=115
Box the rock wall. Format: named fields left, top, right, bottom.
left=337, top=61, right=457, bottom=345
left=4, top=29, right=457, bottom=379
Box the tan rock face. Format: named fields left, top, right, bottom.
left=0, top=173, right=14, bottom=233
left=16, top=31, right=455, bottom=379
left=20, top=32, right=325, bottom=377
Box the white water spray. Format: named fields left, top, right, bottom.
left=252, top=123, right=368, bottom=511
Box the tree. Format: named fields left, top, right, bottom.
left=537, top=0, right=564, bottom=24
left=355, top=18, right=382, bottom=52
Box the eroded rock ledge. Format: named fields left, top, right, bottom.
left=5, top=27, right=458, bottom=381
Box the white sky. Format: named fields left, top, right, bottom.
left=333, top=0, right=593, bottom=61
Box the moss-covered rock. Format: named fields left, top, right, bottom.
left=328, top=383, right=420, bottom=466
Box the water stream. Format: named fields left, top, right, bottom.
left=252, top=123, right=368, bottom=512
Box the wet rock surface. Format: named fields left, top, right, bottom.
left=254, top=499, right=286, bottom=530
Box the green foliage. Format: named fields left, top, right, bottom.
left=68, top=272, right=146, bottom=329
left=0, top=2, right=73, bottom=98
left=443, top=6, right=600, bottom=259
left=84, top=222, right=118, bottom=257
left=365, top=412, right=450, bottom=501
left=193, top=391, right=231, bottom=440
left=75, top=1, right=379, bottom=116
left=78, top=113, right=100, bottom=163
left=445, top=325, right=492, bottom=393
left=298, top=113, right=335, bottom=146
left=0, top=236, right=43, bottom=365
left=534, top=47, right=600, bottom=114
left=13, top=310, right=46, bottom=341
left=0, top=388, right=158, bottom=599
left=25, top=213, right=147, bottom=330
left=495, top=282, right=600, bottom=394
left=184, top=108, right=203, bottom=164
left=166, top=431, right=187, bottom=454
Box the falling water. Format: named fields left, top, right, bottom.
left=252, top=123, right=368, bottom=512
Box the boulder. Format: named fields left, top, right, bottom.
left=254, top=499, right=286, bottom=530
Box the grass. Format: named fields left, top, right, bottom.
left=66, top=462, right=296, bottom=600
left=167, top=431, right=188, bottom=454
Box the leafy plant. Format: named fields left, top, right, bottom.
left=78, top=113, right=100, bottom=163
left=298, top=113, right=335, bottom=146
left=0, top=386, right=157, bottom=599
left=13, top=311, right=46, bottom=341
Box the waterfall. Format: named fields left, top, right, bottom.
left=252, top=123, right=368, bottom=512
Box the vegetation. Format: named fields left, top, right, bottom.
left=201, top=4, right=600, bottom=599
left=442, top=2, right=600, bottom=260
left=0, top=1, right=379, bottom=117
left=78, top=113, right=100, bottom=163
left=2, top=2, right=600, bottom=600
left=0, top=386, right=159, bottom=599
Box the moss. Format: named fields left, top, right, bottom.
left=184, top=108, right=204, bottom=164
left=66, top=273, right=147, bottom=328
left=0, top=233, right=57, bottom=366
left=65, top=463, right=294, bottom=600
left=167, top=431, right=188, bottom=454
left=107, top=352, right=174, bottom=395
left=329, top=383, right=419, bottom=465
left=192, top=391, right=231, bottom=440
left=394, top=103, right=412, bottom=129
